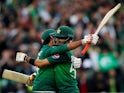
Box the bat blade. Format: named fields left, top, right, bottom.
left=81, top=3, right=121, bottom=55
left=95, top=3, right=121, bottom=35
left=2, top=69, right=29, bottom=84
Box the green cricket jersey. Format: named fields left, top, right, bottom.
left=47, top=51, right=79, bottom=93
left=32, top=44, right=69, bottom=91
left=33, top=44, right=79, bottom=93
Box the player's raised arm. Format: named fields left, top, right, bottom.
left=67, top=34, right=99, bottom=50
left=45, top=26, right=99, bottom=56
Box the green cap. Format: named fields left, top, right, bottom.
left=41, top=29, right=55, bottom=42
left=52, top=26, right=74, bottom=39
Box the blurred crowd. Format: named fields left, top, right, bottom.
left=0, top=0, right=124, bottom=93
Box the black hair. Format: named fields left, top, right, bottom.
left=42, top=36, right=51, bottom=45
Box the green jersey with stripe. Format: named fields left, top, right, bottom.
left=47, top=51, right=79, bottom=93
left=32, top=44, right=69, bottom=91
left=33, top=44, right=79, bottom=93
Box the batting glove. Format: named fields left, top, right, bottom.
left=92, top=34, right=99, bottom=45
left=82, top=34, right=93, bottom=44
left=26, top=73, right=36, bottom=86
left=71, top=56, right=82, bottom=68
left=16, top=52, right=27, bottom=62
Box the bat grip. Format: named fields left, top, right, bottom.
left=82, top=31, right=94, bottom=55
left=82, top=43, right=91, bottom=55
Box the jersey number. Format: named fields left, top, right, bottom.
left=70, top=63, right=76, bottom=79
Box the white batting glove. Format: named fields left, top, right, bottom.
left=71, top=56, right=82, bottom=68
left=16, top=52, right=27, bottom=62
left=82, top=34, right=92, bottom=44
left=92, top=34, right=99, bottom=45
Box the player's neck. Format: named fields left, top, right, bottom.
left=48, top=41, right=53, bottom=46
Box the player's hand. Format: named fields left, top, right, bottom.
left=92, top=34, right=99, bottom=45
left=82, top=34, right=93, bottom=44
left=71, top=56, right=82, bottom=68
left=26, top=73, right=36, bottom=86
left=82, top=34, right=99, bottom=45
left=16, top=52, right=27, bottom=62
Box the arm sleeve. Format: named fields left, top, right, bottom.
left=47, top=56, right=66, bottom=64
left=44, top=44, right=69, bottom=57
left=46, top=53, right=71, bottom=64
left=47, top=57, right=60, bottom=64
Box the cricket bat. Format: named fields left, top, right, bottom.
left=81, top=3, right=121, bottom=55
left=2, top=69, right=33, bottom=86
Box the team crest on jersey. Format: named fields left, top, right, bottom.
left=52, top=54, right=60, bottom=59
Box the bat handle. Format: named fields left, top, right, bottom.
left=82, top=31, right=94, bottom=55
left=82, top=43, right=91, bottom=55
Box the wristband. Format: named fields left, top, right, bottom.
left=29, top=58, right=35, bottom=65
left=24, top=56, right=35, bottom=65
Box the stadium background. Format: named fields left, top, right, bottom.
left=0, top=0, right=124, bottom=93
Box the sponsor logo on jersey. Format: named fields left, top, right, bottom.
left=52, top=54, right=60, bottom=59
